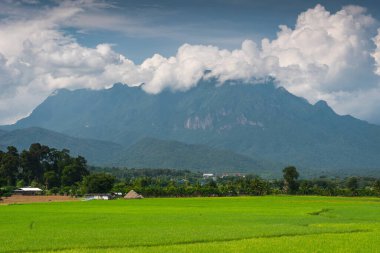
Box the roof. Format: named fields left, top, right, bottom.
left=124, top=190, right=143, bottom=199
left=16, top=187, right=43, bottom=192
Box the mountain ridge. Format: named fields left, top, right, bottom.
left=0, top=127, right=273, bottom=174
left=111, top=137, right=275, bottom=174
left=5, top=80, right=380, bottom=173
left=0, top=127, right=122, bottom=165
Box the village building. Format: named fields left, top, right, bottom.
left=124, top=190, right=143, bottom=199
left=84, top=194, right=114, bottom=201
left=13, top=187, right=43, bottom=196
left=203, top=173, right=214, bottom=178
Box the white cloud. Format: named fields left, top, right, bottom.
left=372, top=29, right=380, bottom=76
left=0, top=2, right=380, bottom=124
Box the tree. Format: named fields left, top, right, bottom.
left=82, top=173, right=116, bottom=193
left=373, top=180, right=380, bottom=196
left=43, top=170, right=59, bottom=189
left=19, top=143, right=50, bottom=185
left=247, top=176, right=269, bottom=196
left=61, top=156, right=89, bottom=186
left=282, top=166, right=299, bottom=194
left=0, top=146, right=20, bottom=186
left=347, top=177, right=359, bottom=196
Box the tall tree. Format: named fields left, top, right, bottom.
left=0, top=146, right=20, bottom=186
left=347, top=177, right=359, bottom=196
left=43, top=170, right=60, bottom=189
left=19, top=143, right=50, bottom=185
left=61, top=156, right=89, bottom=186
left=374, top=180, right=380, bottom=196
left=82, top=173, right=115, bottom=193
left=283, top=166, right=299, bottom=194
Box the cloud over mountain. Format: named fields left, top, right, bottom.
left=0, top=1, right=380, bottom=124
left=373, top=29, right=380, bottom=76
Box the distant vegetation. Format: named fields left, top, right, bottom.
left=0, top=127, right=122, bottom=165
left=0, top=143, right=89, bottom=196
left=1, top=143, right=380, bottom=198
left=111, top=137, right=269, bottom=173
left=92, top=166, right=380, bottom=197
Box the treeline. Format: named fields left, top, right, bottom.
left=0, top=144, right=89, bottom=188
left=1, top=144, right=380, bottom=197
left=94, top=166, right=380, bottom=197
left=0, top=143, right=107, bottom=195
left=89, top=167, right=198, bottom=180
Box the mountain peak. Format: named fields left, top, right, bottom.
left=111, top=83, right=125, bottom=89
left=49, top=88, right=70, bottom=97
left=314, top=100, right=335, bottom=114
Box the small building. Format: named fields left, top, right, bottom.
left=84, top=194, right=113, bottom=201
left=203, top=173, right=214, bottom=178
left=13, top=187, right=43, bottom=196
left=124, top=190, right=143, bottom=199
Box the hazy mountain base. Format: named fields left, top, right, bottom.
left=0, top=127, right=122, bottom=165
left=3, top=80, right=380, bottom=175
left=111, top=137, right=279, bottom=175
left=0, top=128, right=278, bottom=176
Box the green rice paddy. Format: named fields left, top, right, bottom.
left=1, top=196, right=380, bottom=252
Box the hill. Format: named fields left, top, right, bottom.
left=0, top=129, right=7, bottom=137
left=112, top=137, right=274, bottom=174
left=0, top=127, right=274, bottom=173
left=0, top=127, right=122, bottom=165
left=7, top=80, right=380, bottom=173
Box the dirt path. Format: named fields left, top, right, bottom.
left=0, top=195, right=78, bottom=205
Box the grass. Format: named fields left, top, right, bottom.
left=0, top=196, right=380, bottom=252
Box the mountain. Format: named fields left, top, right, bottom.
left=7, top=80, right=380, bottom=173
left=0, top=127, right=272, bottom=174
left=0, top=127, right=122, bottom=165
left=0, top=129, right=7, bottom=137
left=112, top=137, right=274, bottom=174
left=0, top=130, right=6, bottom=150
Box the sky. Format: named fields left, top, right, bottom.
left=1, top=0, right=380, bottom=125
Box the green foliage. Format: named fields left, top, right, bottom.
left=282, top=166, right=299, bottom=194
left=90, top=167, right=200, bottom=179
left=0, top=127, right=122, bottom=166
left=89, top=167, right=380, bottom=198
left=112, top=137, right=268, bottom=173
left=0, top=143, right=89, bottom=190
left=61, top=157, right=89, bottom=186
left=82, top=173, right=116, bottom=193
left=0, top=186, right=14, bottom=197
left=0, top=146, right=19, bottom=186
left=374, top=180, right=380, bottom=196
left=347, top=177, right=359, bottom=196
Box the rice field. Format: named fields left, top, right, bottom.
left=1, top=196, right=380, bottom=252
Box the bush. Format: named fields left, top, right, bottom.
left=0, top=186, right=15, bottom=197
left=82, top=173, right=116, bottom=194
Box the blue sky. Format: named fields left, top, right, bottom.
left=0, top=0, right=380, bottom=125
left=70, top=0, right=380, bottom=62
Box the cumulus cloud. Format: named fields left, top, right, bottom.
left=373, top=29, right=380, bottom=76
left=0, top=2, right=380, bottom=124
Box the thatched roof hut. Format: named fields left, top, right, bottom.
left=124, top=190, right=143, bottom=199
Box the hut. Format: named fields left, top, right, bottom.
left=13, top=187, right=43, bottom=196
left=124, top=190, right=143, bottom=199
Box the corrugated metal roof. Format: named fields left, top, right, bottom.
left=17, top=188, right=43, bottom=191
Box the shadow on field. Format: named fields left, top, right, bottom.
left=308, top=208, right=331, bottom=216
left=4, top=229, right=371, bottom=253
